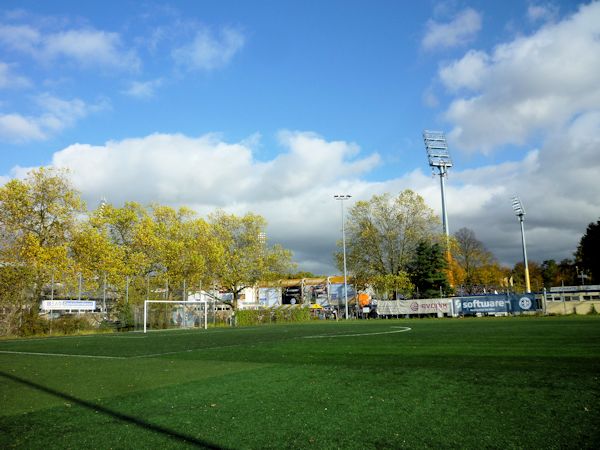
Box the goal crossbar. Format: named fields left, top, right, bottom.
left=143, top=300, right=208, bottom=333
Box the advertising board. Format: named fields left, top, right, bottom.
left=376, top=299, right=450, bottom=315
left=452, top=294, right=536, bottom=315
left=41, top=300, right=96, bottom=311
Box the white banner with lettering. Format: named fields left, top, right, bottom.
left=41, top=300, right=96, bottom=311
left=376, top=299, right=450, bottom=315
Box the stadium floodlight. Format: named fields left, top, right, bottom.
left=334, top=194, right=351, bottom=320
left=512, top=196, right=531, bottom=293
left=423, top=130, right=452, bottom=241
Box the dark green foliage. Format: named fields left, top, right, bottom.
left=50, top=315, right=94, bottom=335
left=16, top=309, right=49, bottom=336
left=409, top=240, right=451, bottom=298
left=576, top=219, right=600, bottom=284
left=236, top=306, right=311, bottom=326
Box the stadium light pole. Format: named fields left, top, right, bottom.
left=334, top=194, right=351, bottom=319
left=423, top=131, right=453, bottom=244
left=512, top=196, right=531, bottom=293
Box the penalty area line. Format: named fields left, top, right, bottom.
left=302, top=326, right=412, bottom=339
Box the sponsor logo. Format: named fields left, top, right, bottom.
left=410, top=302, right=419, bottom=312
left=462, top=299, right=508, bottom=309
left=519, top=297, right=533, bottom=310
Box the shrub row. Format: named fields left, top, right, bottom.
left=236, top=306, right=311, bottom=326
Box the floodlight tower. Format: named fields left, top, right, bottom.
left=423, top=130, right=453, bottom=243
left=512, top=196, right=531, bottom=293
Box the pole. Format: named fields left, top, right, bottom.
left=519, top=216, right=531, bottom=293
left=439, top=167, right=449, bottom=242
left=341, top=199, right=349, bottom=320
left=335, top=194, right=351, bottom=319
left=102, top=273, right=107, bottom=313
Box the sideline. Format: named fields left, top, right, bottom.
left=0, top=350, right=126, bottom=359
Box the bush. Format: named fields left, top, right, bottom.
left=50, top=315, right=93, bottom=335
left=236, top=306, right=311, bottom=326
left=18, top=309, right=49, bottom=336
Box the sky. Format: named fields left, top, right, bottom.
left=1, top=0, right=599, bottom=276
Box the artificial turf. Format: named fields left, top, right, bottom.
left=1, top=316, right=599, bottom=449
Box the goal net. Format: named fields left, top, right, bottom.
left=143, top=300, right=208, bottom=333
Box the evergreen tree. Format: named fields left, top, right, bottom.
left=409, top=240, right=450, bottom=298
left=576, top=219, right=600, bottom=284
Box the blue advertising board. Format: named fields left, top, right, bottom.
left=453, top=294, right=536, bottom=315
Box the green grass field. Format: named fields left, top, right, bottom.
left=1, top=316, right=599, bottom=449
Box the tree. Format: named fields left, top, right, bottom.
left=370, top=273, right=413, bottom=300
left=511, top=261, right=543, bottom=293
left=0, top=168, right=84, bottom=308
left=541, top=259, right=560, bottom=288
left=339, top=190, right=440, bottom=284
left=576, top=219, right=600, bottom=284
left=70, top=222, right=127, bottom=296
left=133, top=205, right=221, bottom=300
left=210, top=211, right=294, bottom=310
left=409, top=240, right=450, bottom=298
left=452, top=227, right=497, bottom=293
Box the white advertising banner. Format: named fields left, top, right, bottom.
left=41, top=300, right=96, bottom=311
left=258, top=287, right=281, bottom=307
left=376, top=299, right=450, bottom=315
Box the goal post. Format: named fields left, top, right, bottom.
left=143, top=300, right=208, bottom=333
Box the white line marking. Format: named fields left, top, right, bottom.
left=0, top=350, right=126, bottom=359
left=302, top=326, right=412, bottom=339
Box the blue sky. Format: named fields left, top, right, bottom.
left=1, top=0, right=599, bottom=275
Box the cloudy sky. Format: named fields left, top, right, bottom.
left=1, top=0, right=599, bottom=275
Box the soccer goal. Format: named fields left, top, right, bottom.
left=143, top=300, right=208, bottom=333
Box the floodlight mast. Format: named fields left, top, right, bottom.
left=423, top=130, right=452, bottom=242
left=512, top=196, right=531, bottom=293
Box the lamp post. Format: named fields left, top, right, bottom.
left=512, top=196, right=531, bottom=293
left=334, top=194, right=351, bottom=319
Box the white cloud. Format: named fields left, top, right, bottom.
left=0, top=61, right=30, bottom=88
left=422, top=8, right=482, bottom=51
left=0, top=94, right=101, bottom=143
left=49, top=131, right=379, bottom=206
left=440, top=2, right=600, bottom=152
left=41, top=29, right=140, bottom=71
left=0, top=24, right=40, bottom=54
left=173, top=26, right=245, bottom=71
left=0, top=113, right=45, bottom=142
left=438, top=50, right=488, bottom=92
left=0, top=23, right=139, bottom=71
left=528, top=3, right=559, bottom=22
left=123, top=79, right=163, bottom=99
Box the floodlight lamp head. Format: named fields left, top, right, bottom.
left=511, top=196, right=525, bottom=217
left=423, top=130, right=453, bottom=169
